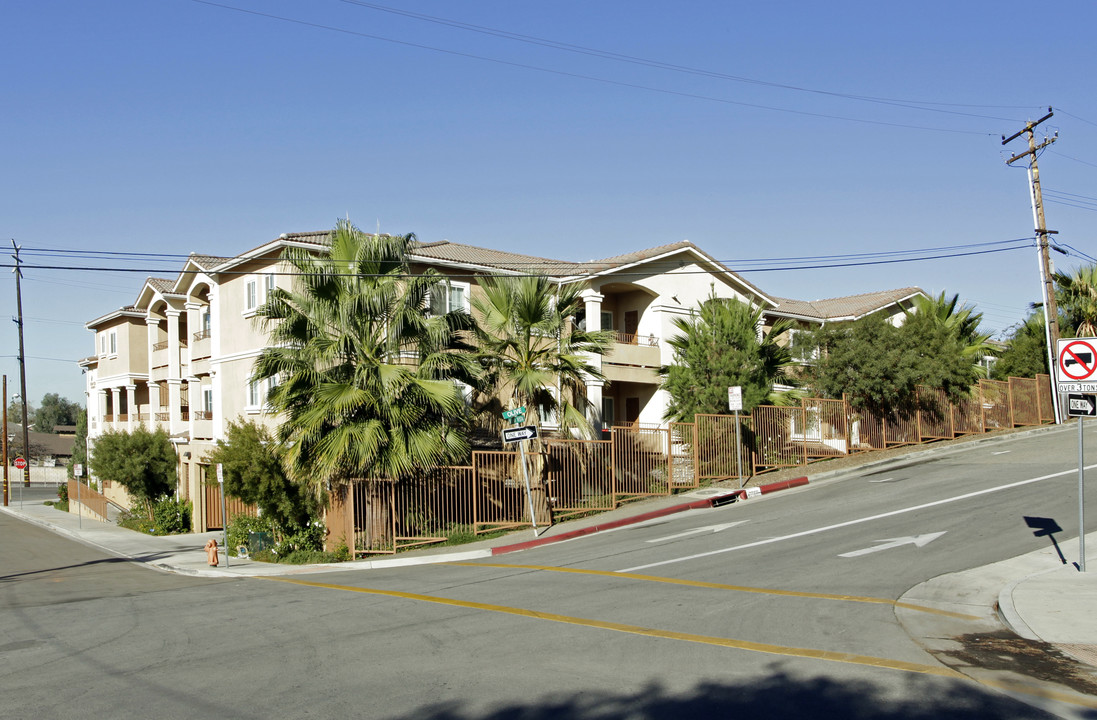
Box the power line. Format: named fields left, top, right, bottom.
left=0, top=242, right=1033, bottom=278
left=337, top=0, right=1035, bottom=122
left=186, top=0, right=1002, bottom=136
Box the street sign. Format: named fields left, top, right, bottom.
left=13, top=457, right=27, bottom=470
left=727, top=386, right=742, bottom=412
left=502, top=406, right=527, bottom=421
left=1058, top=338, right=1097, bottom=383
left=1068, top=393, right=1097, bottom=417
left=502, top=425, right=537, bottom=443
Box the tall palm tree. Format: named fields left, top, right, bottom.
left=1054, top=264, right=1097, bottom=337
left=471, top=275, right=613, bottom=437
left=252, top=220, right=477, bottom=497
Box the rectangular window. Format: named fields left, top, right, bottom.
left=429, top=280, right=470, bottom=315
left=202, top=387, right=213, bottom=414
left=100, top=334, right=107, bottom=355
left=602, top=397, right=615, bottom=425
left=109, top=331, right=117, bottom=355
left=202, top=310, right=211, bottom=332
left=247, top=380, right=260, bottom=408
left=265, top=273, right=276, bottom=297
left=245, top=278, right=258, bottom=312
left=600, top=311, right=613, bottom=331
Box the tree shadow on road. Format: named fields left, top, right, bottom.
left=389, top=669, right=1083, bottom=720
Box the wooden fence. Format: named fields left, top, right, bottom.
left=328, top=374, right=1054, bottom=556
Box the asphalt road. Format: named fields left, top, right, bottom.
left=2, top=426, right=1094, bottom=719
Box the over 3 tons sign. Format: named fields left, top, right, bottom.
left=1057, top=338, right=1097, bottom=392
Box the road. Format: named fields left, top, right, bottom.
left=2, top=426, right=1094, bottom=719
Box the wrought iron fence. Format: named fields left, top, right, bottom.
left=329, top=374, right=1054, bottom=556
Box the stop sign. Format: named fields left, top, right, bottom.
left=13, top=457, right=27, bottom=470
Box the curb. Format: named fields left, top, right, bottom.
left=492, top=476, right=809, bottom=555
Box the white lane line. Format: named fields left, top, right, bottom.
left=618, top=462, right=1097, bottom=573
left=991, top=451, right=1011, bottom=456
left=868, top=477, right=898, bottom=483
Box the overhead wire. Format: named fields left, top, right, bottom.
left=337, top=0, right=1034, bottom=122
left=186, top=0, right=1006, bottom=136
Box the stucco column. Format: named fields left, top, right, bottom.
left=109, top=387, right=121, bottom=426
left=186, top=376, right=201, bottom=433
left=586, top=379, right=605, bottom=433
left=167, top=378, right=183, bottom=434
left=146, top=316, right=159, bottom=357
left=97, top=388, right=108, bottom=429
left=125, top=384, right=137, bottom=430
left=184, top=302, right=202, bottom=366
left=165, top=309, right=182, bottom=380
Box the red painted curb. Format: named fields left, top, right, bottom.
left=490, top=477, right=809, bottom=556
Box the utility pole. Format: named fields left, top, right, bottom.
left=1003, top=108, right=1061, bottom=423
left=3, top=375, right=8, bottom=506
left=11, top=240, right=31, bottom=485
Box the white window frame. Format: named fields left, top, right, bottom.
left=109, top=330, right=117, bottom=356
left=244, top=277, right=259, bottom=315
left=264, top=273, right=276, bottom=298
left=202, top=387, right=214, bottom=415
left=788, top=328, right=819, bottom=363
left=429, top=279, right=471, bottom=316
left=246, top=379, right=261, bottom=412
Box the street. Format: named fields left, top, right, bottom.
left=2, top=426, right=1095, bottom=719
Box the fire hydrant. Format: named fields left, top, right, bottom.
left=204, top=538, right=219, bottom=567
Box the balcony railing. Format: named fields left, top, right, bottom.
left=614, top=331, right=659, bottom=347
left=152, top=340, right=168, bottom=351
left=193, top=329, right=211, bottom=341
left=192, top=410, right=213, bottom=420
left=155, top=412, right=170, bottom=422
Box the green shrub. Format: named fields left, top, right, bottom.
left=57, top=484, right=69, bottom=503
left=151, top=496, right=192, bottom=535
left=117, top=509, right=156, bottom=534
left=226, top=513, right=277, bottom=557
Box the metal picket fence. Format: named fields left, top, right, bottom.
left=329, top=374, right=1054, bottom=556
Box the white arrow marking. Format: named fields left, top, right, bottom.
left=646, top=521, right=748, bottom=543
left=991, top=451, right=1011, bottom=456
left=838, top=532, right=946, bottom=558
left=868, top=477, right=898, bottom=483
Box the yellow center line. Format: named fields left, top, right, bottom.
left=446, top=562, right=981, bottom=621
left=259, top=575, right=963, bottom=678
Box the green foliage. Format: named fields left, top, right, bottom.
left=471, top=274, right=613, bottom=437
left=151, top=496, right=192, bottom=535
left=205, top=420, right=315, bottom=531
left=1055, top=263, right=1097, bottom=337
left=660, top=292, right=799, bottom=423
left=992, top=311, right=1050, bottom=380
left=804, top=310, right=980, bottom=417
left=57, top=483, right=69, bottom=504
left=117, top=496, right=191, bottom=535
left=252, top=219, right=476, bottom=494
left=226, top=513, right=278, bottom=557
left=89, top=426, right=177, bottom=518
left=34, top=393, right=81, bottom=433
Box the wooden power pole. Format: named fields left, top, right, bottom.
left=1003, top=108, right=1061, bottom=422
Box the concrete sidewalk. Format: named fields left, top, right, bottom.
left=3, top=456, right=1096, bottom=673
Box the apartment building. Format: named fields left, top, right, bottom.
left=81, top=230, right=921, bottom=517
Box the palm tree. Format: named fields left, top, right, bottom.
left=471, top=275, right=613, bottom=436
left=904, top=291, right=995, bottom=372
left=252, top=220, right=477, bottom=498
left=1054, top=264, right=1097, bottom=337
left=659, top=293, right=800, bottom=424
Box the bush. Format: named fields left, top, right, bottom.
left=57, top=484, right=69, bottom=504
left=151, top=496, right=191, bottom=535
left=226, top=513, right=277, bottom=557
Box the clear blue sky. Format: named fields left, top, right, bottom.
left=3, top=0, right=1096, bottom=408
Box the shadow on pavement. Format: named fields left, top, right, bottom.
left=1024, top=516, right=1069, bottom=565
left=387, top=670, right=1076, bottom=720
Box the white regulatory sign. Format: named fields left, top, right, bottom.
left=728, top=386, right=743, bottom=412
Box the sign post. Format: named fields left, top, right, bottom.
left=217, top=463, right=229, bottom=567
left=502, top=407, right=542, bottom=536
left=1059, top=339, right=1097, bottom=573
left=728, top=387, right=744, bottom=488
